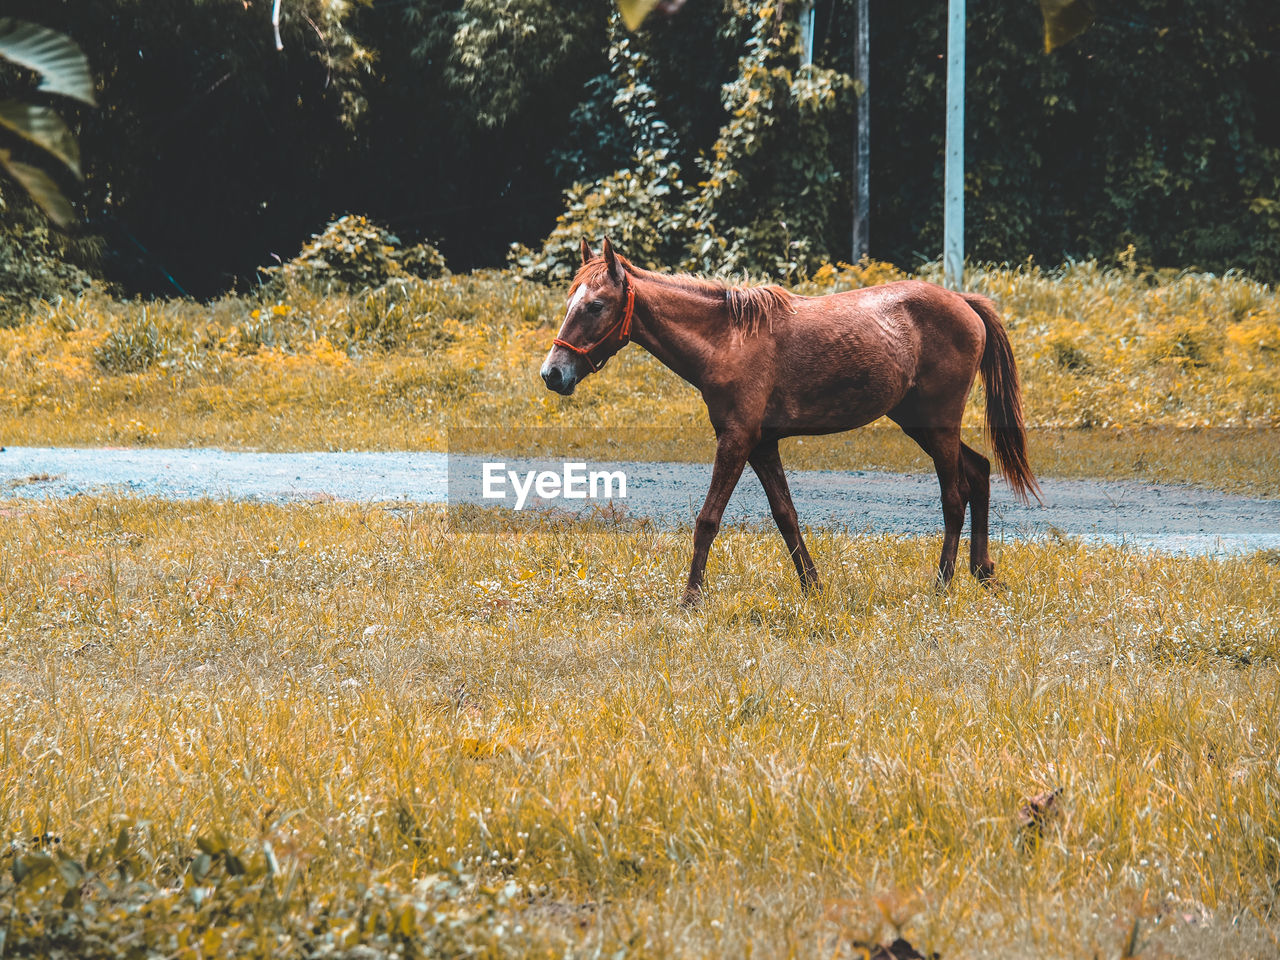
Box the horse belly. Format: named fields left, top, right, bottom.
left=765, top=327, right=915, bottom=433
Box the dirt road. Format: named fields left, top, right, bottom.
left=3, top=446, right=1278, bottom=555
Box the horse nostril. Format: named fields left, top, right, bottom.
left=542, top=366, right=563, bottom=389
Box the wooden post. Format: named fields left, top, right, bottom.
left=943, top=0, right=964, bottom=289
left=852, top=0, right=869, bottom=262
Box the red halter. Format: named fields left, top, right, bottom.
left=552, top=278, right=635, bottom=373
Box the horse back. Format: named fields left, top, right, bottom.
left=755, top=280, right=985, bottom=433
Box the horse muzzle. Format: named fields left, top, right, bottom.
left=540, top=359, right=579, bottom=396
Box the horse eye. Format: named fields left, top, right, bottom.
left=587, top=300, right=605, bottom=314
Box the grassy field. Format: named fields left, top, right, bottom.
left=2, top=260, right=1278, bottom=493
left=1, top=497, right=1278, bottom=958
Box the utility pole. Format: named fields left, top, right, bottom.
left=852, top=0, right=869, bottom=262
left=799, top=0, right=816, bottom=66
left=943, top=0, right=965, bottom=289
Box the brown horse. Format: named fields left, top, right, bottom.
left=540, top=238, right=1040, bottom=605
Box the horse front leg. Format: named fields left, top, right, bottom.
left=682, top=431, right=752, bottom=606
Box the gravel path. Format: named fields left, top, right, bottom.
left=3, top=446, right=1278, bottom=555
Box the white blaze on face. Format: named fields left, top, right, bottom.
left=561, top=285, right=587, bottom=333
left=543, top=285, right=590, bottom=376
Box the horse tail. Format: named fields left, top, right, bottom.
left=965, top=293, right=1043, bottom=505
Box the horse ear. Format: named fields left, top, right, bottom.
left=580, top=238, right=595, bottom=265
left=602, top=237, right=623, bottom=284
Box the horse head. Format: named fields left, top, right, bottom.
left=540, top=238, right=635, bottom=395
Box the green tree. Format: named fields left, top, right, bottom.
left=514, top=0, right=853, bottom=283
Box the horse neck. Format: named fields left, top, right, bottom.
left=628, top=273, right=733, bottom=389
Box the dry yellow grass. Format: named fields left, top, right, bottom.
left=3, top=261, right=1277, bottom=957
left=2, top=497, right=1278, bottom=957
left=2, top=261, right=1278, bottom=493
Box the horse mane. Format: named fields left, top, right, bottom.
left=570, top=256, right=795, bottom=335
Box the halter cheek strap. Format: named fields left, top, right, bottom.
left=553, top=279, right=636, bottom=373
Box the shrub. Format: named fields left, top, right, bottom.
left=679, top=29, right=852, bottom=280
left=94, top=310, right=174, bottom=373
left=262, top=215, right=447, bottom=293
left=1047, top=333, right=1092, bottom=372
left=0, top=207, right=98, bottom=323
left=509, top=150, right=691, bottom=284
left=397, top=241, right=449, bottom=280
left=1146, top=321, right=1225, bottom=369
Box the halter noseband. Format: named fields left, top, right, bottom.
left=552, top=277, right=636, bottom=373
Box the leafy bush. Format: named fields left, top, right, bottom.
left=510, top=25, right=693, bottom=283
left=396, top=239, right=449, bottom=280
left=509, top=150, right=691, bottom=284
left=93, top=308, right=187, bottom=372
left=1146, top=320, right=1226, bottom=369
left=679, top=21, right=851, bottom=279
left=262, top=215, right=448, bottom=293
left=0, top=201, right=98, bottom=323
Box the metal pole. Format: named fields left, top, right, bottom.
left=943, top=0, right=964, bottom=289
left=852, top=0, right=869, bottom=262
left=800, top=0, right=816, bottom=66
left=272, top=0, right=284, bottom=51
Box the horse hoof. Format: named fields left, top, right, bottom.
left=972, top=565, right=1005, bottom=592
left=679, top=589, right=702, bottom=609
left=979, top=575, right=1008, bottom=594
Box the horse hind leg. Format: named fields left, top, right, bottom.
left=893, top=421, right=969, bottom=587
left=962, top=442, right=996, bottom=583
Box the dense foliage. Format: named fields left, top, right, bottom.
left=0, top=0, right=1277, bottom=302
left=0, top=195, right=98, bottom=318
left=512, top=4, right=853, bottom=283
left=0, top=18, right=97, bottom=226
left=838, top=0, right=1280, bottom=279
